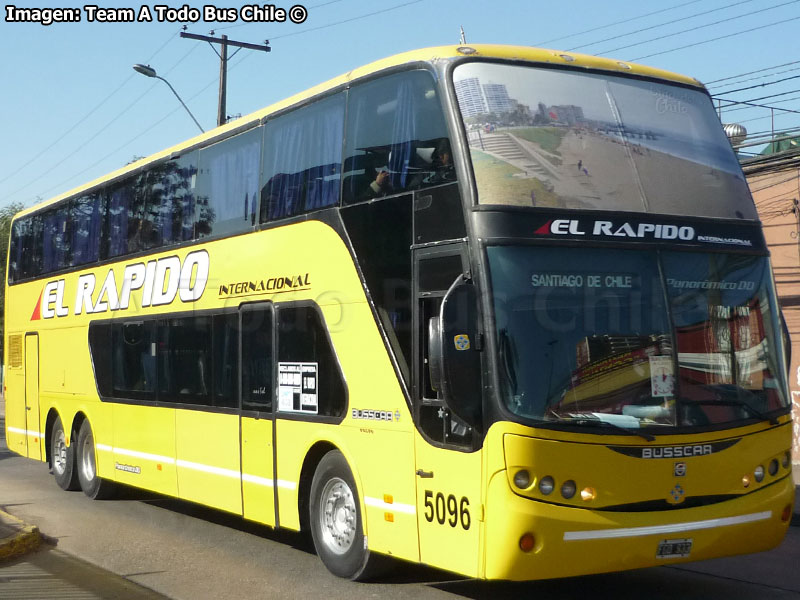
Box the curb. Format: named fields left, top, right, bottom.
left=0, top=509, right=42, bottom=562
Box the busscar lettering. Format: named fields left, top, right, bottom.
left=642, top=445, right=713, bottom=459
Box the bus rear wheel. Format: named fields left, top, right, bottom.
left=309, top=450, right=385, bottom=580
left=51, top=416, right=79, bottom=491
left=76, top=420, right=116, bottom=500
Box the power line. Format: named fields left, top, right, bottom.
left=712, top=74, right=800, bottom=97
left=568, top=0, right=757, bottom=52
left=534, top=0, right=703, bottom=47
left=0, top=31, right=180, bottom=189
left=598, top=0, right=799, bottom=57
left=706, top=60, right=800, bottom=85
left=719, top=87, right=800, bottom=108
left=630, top=14, right=800, bottom=61
left=709, top=65, right=800, bottom=91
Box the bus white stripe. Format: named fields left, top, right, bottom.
left=563, top=511, right=772, bottom=541
left=242, top=473, right=275, bottom=488
left=102, top=446, right=177, bottom=465
left=7, top=427, right=44, bottom=438
left=97, top=444, right=291, bottom=489
left=365, top=496, right=416, bottom=515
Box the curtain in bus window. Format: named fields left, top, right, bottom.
left=43, top=207, right=70, bottom=272
left=388, top=79, right=415, bottom=190
left=260, top=93, right=344, bottom=221
left=197, top=129, right=260, bottom=239
left=71, top=194, right=105, bottom=267
left=108, top=183, right=133, bottom=258
left=155, top=155, right=197, bottom=246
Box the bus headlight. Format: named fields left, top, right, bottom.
left=783, top=451, right=791, bottom=469
left=561, top=480, right=577, bottom=499
left=769, top=459, right=779, bottom=476
left=539, top=476, right=555, bottom=495
left=513, top=469, right=531, bottom=489
left=754, top=465, right=765, bottom=483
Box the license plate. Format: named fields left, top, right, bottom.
left=656, top=538, right=692, bottom=559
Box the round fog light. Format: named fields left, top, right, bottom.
left=561, top=480, right=577, bottom=499
left=742, top=475, right=751, bottom=488
left=581, top=487, right=596, bottom=501
left=519, top=532, right=535, bottom=552
left=539, top=476, right=555, bottom=495
left=769, top=459, right=779, bottom=476
left=754, top=465, right=765, bottom=483
left=513, top=469, right=531, bottom=489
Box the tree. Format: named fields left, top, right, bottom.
left=0, top=202, right=26, bottom=345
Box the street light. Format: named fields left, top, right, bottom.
left=132, top=64, right=205, bottom=133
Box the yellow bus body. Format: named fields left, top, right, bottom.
left=4, top=44, right=793, bottom=581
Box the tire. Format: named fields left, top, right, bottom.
left=76, top=420, right=116, bottom=500
left=309, top=450, right=386, bottom=580
left=51, top=416, right=79, bottom=491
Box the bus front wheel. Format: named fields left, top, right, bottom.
left=309, top=450, right=383, bottom=580
left=76, top=420, right=116, bottom=500
left=51, top=416, right=79, bottom=491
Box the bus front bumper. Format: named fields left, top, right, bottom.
left=483, top=472, right=794, bottom=581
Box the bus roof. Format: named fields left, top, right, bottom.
left=16, top=44, right=703, bottom=219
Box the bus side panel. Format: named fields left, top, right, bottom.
left=241, top=416, right=276, bottom=527
left=112, top=404, right=178, bottom=496
left=274, top=420, right=419, bottom=563
left=175, top=409, right=242, bottom=514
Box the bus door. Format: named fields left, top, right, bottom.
left=413, top=248, right=483, bottom=577
left=24, top=333, right=42, bottom=460
left=239, top=303, right=277, bottom=527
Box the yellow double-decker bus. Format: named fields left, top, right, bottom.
left=4, top=45, right=794, bottom=581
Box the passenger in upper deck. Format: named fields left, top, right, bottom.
left=363, top=138, right=456, bottom=200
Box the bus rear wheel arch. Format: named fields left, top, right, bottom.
left=75, top=420, right=116, bottom=500
left=308, top=449, right=388, bottom=580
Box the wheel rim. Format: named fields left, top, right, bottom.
left=318, top=477, right=357, bottom=555
left=80, top=430, right=96, bottom=482
left=53, top=429, right=68, bottom=475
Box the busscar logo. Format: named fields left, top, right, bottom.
left=31, top=250, right=209, bottom=321
left=607, top=439, right=740, bottom=458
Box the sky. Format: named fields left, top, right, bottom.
left=1, top=0, right=799, bottom=212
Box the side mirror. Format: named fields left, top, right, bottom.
left=428, top=276, right=482, bottom=427
left=781, top=311, right=791, bottom=376
left=428, top=316, right=444, bottom=392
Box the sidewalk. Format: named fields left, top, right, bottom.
left=0, top=509, right=41, bottom=562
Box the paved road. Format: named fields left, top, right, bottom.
left=1, top=440, right=799, bottom=599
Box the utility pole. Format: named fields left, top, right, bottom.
left=180, top=31, right=271, bottom=127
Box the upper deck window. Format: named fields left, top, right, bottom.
left=342, top=70, right=454, bottom=205
left=453, top=62, right=756, bottom=220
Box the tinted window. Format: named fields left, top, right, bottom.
left=261, top=94, right=344, bottom=221
left=9, top=215, right=43, bottom=282
left=106, top=176, right=137, bottom=258
left=158, top=317, right=212, bottom=405
left=43, top=206, right=71, bottom=272
left=71, top=193, right=106, bottom=267
left=153, top=153, right=198, bottom=247
left=242, top=307, right=273, bottom=412
left=213, top=312, right=239, bottom=408
left=112, top=321, right=157, bottom=400
left=196, top=128, right=261, bottom=239
left=343, top=70, right=453, bottom=205
left=278, top=306, right=346, bottom=417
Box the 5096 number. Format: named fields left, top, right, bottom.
left=423, top=490, right=470, bottom=530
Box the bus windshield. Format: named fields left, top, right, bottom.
left=487, top=246, right=789, bottom=431
left=453, top=62, right=756, bottom=220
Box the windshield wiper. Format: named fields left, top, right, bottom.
left=551, top=415, right=656, bottom=442
left=680, top=397, right=779, bottom=426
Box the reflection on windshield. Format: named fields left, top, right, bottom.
left=487, top=247, right=788, bottom=432
left=453, top=63, right=756, bottom=220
